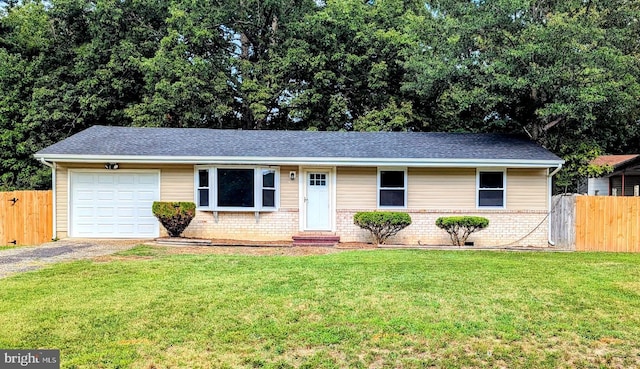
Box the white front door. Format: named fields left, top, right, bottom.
left=306, top=171, right=330, bottom=230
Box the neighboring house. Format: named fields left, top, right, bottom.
left=34, top=126, right=564, bottom=246
left=581, top=155, right=640, bottom=196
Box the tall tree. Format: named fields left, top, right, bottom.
left=0, top=1, right=51, bottom=189
left=223, top=0, right=317, bottom=130
left=285, top=0, right=425, bottom=131
left=0, top=0, right=170, bottom=189
left=126, top=0, right=232, bottom=128
left=127, top=0, right=317, bottom=129
left=404, top=0, right=640, bottom=190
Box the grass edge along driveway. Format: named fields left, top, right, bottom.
left=0, top=246, right=639, bottom=369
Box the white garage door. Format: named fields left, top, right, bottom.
left=70, top=171, right=160, bottom=238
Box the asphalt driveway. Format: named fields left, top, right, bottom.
left=0, top=239, right=143, bottom=279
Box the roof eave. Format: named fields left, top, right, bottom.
left=34, top=153, right=565, bottom=168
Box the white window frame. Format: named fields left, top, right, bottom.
left=476, top=169, right=506, bottom=209
left=259, top=168, right=278, bottom=209
left=194, top=166, right=280, bottom=212
left=196, top=168, right=212, bottom=208
left=377, top=167, right=408, bottom=209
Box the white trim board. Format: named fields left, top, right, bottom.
left=35, top=153, right=564, bottom=168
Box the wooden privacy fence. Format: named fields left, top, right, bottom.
left=551, top=195, right=640, bottom=252
left=575, top=196, right=640, bottom=252
left=0, top=190, right=53, bottom=246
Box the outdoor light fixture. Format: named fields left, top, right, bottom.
left=289, top=171, right=296, bottom=181
left=104, top=163, right=119, bottom=170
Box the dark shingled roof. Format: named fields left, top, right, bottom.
left=35, top=125, right=562, bottom=162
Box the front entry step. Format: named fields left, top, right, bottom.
left=155, top=237, right=213, bottom=246
left=292, top=233, right=340, bottom=247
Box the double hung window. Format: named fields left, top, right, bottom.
left=378, top=169, right=407, bottom=208
left=477, top=171, right=505, bottom=208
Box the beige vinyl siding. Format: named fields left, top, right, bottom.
left=336, top=167, right=377, bottom=209
left=279, top=166, right=298, bottom=209
left=507, top=168, right=548, bottom=210
left=408, top=168, right=476, bottom=209
left=160, top=166, right=194, bottom=202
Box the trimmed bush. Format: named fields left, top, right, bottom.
left=435, top=216, right=489, bottom=246
left=353, top=211, right=412, bottom=245
left=152, top=202, right=196, bottom=237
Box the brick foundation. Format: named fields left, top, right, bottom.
left=337, top=210, right=549, bottom=247
left=163, top=209, right=299, bottom=241
left=169, top=208, right=549, bottom=247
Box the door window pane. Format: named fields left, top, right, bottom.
left=309, top=173, right=326, bottom=186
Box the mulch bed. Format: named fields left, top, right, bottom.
left=144, top=238, right=378, bottom=256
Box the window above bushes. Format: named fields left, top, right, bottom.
left=196, top=166, right=279, bottom=211
left=378, top=168, right=407, bottom=208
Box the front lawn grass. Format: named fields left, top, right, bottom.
left=1, top=247, right=639, bottom=368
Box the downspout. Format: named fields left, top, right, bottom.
left=547, top=164, right=563, bottom=246
left=39, top=158, right=56, bottom=240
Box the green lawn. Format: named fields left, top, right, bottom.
left=1, top=247, right=639, bottom=369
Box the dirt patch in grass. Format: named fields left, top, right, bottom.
left=208, top=238, right=293, bottom=246
left=116, top=239, right=378, bottom=257
left=98, top=244, right=368, bottom=260
left=337, top=242, right=377, bottom=249
left=205, top=238, right=375, bottom=250
left=159, top=238, right=378, bottom=256
left=160, top=245, right=354, bottom=256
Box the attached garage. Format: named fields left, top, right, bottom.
left=69, top=171, right=160, bottom=238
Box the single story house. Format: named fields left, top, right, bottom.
left=581, top=155, right=640, bottom=196
left=34, top=126, right=564, bottom=246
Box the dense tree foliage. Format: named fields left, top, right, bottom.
left=1, top=0, right=639, bottom=191
left=404, top=0, right=640, bottom=189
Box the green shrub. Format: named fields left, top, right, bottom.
left=435, top=216, right=489, bottom=246
left=152, top=202, right=196, bottom=237
left=353, top=211, right=412, bottom=245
